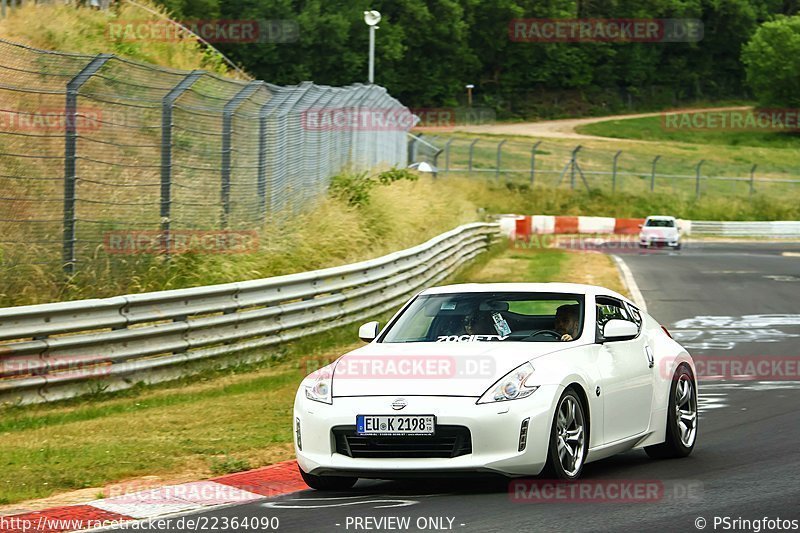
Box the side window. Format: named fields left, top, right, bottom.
left=626, top=304, right=643, bottom=328
left=596, top=297, right=629, bottom=325
left=596, top=297, right=637, bottom=338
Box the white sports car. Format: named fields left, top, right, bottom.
left=293, top=283, right=697, bottom=489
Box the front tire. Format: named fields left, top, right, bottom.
left=645, top=363, right=697, bottom=459
left=299, top=466, right=357, bottom=491
left=543, top=388, right=588, bottom=479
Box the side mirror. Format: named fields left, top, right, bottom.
left=358, top=321, right=380, bottom=342
left=638, top=224, right=643, bottom=228
left=602, top=319, right=639, bottom=341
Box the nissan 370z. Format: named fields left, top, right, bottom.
left=293, top=283, right=698, bottom=489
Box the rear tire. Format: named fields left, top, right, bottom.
left=645, top=363, right=697, bottom=459
left=542, top=388, right=588, bottom=479
left=299, top=466, right=357, bottom=491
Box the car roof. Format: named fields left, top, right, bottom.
left=420, top=283, right=636, bottom=307
left=645, top=215, right=676, bottom=220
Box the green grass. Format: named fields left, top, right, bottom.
left=0, top=2, right=232, bottom=75
left=576, top=114, right=800, bottom=149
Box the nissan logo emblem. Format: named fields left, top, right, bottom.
left=391, top=398, right=407, bottom=410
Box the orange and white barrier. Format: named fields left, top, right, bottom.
left=499, top=215, right=647, bottom=239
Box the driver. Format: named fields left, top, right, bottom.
left=554, top=304, right=580, bottom=341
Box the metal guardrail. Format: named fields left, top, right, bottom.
left=687, top=221, right=800, bottom=237
left=0, top=223, right=500, bottom=404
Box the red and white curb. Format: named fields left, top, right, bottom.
left=1, top=461, right=305, bottom=533
left=497, top=214, right=648, bottom=239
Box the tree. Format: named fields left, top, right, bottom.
left=742, top=15, right=800, bottom=106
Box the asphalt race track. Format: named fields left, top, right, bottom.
left=104, top=242, right=800, bottom=533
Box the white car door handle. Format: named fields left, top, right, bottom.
left=645, top=345, right=655, bottom=368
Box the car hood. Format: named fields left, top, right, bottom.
left=330, top=341, right=580, bottom=397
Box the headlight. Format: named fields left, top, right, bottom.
left=304, top=363, right=334, bottom=404
left=477, top=362, right=539, bottom=404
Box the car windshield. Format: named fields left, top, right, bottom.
left=646, top=219, right=675, bottom=227
left=380, top=292, right=584, bottom=343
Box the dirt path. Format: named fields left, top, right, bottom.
left=455, top=106, right=750, bottom=141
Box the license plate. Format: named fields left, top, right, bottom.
left=356, top=415, right=435, bottom=436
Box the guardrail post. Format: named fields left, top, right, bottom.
left=530, top=141, right=541, bottom=185
left=221, top=81, right=263, bottom=229
left=161, top=71, right=204, bottom=257
left=495, top=140, right=506, bottom=180
left=468, top=139, right=479, bottom=175
left=63, top=53, right=112, bottom=275
left=612, top=150, right=622, bottom=194
left=650, top=155, right=660, bottom=192
left=444, top=138, right=453, bottom=173
left=750, top=164, right=757, bottom=195
left=695, top=160, right=705, bottom=198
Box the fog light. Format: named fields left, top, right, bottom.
left=518, top=417, right=530, bottom=451
left=295, top=417, right=302, bottom=451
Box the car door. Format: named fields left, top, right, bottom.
left=595, top=296, right=654, bottom=443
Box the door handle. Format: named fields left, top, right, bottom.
left=645, top=345, right=654, bottom=368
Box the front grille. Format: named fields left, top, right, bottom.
left=333, top=425, right=472, bottom=459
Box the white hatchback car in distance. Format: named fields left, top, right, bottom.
left=639, top=215, right=681, bottom=249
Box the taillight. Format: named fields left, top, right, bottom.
left=661, top=325, right=672, bottom=338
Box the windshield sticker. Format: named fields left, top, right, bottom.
left=436, top=334, right=507, bottom=342
left=492, top=312, right=512, bottom=337
left=440, top=302, right=457, bottom=311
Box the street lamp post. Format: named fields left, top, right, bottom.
left=364, top=10, right=381, bottom=84
left=465, top=84, right=474, bottom=107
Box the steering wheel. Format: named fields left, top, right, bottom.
left=525, top=329, right=562, bottom=340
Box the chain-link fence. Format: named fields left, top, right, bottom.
left=0, top=38, right=412, bottom=275
left=412, top=134, right=800, bottom=199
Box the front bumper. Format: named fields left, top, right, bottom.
left=639, top=236, right=680, bottom=247
left=293, top=386, right=562, bottom=478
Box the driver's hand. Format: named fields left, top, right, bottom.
left=560, top=333, right=573, bottom=341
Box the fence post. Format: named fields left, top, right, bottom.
left=570, top=145, right=582, bottom=189
left=650, top=155, right=660, bottom=192
left=63, top=53, right=112, bottom=275
left=750, top=164, right=757, bottom=195
left=444, top=138, right=453, bottom=173
left=468, top=139, right=479, bottom=175
left=695, top=160, right=705, bottom=199
left=495, top=140, right=506, bottom=180
left=161, top=70, right=204, bottom=257
left=612, top=150, right=622, bottom=194
left=407, top=135, right=418, bottom=164
left=530, top=141, right=541, bottom=185
left=221, top=81, right=263, bottom=229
